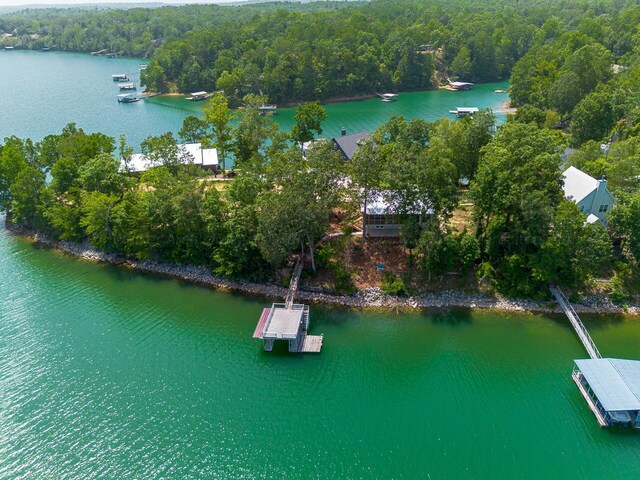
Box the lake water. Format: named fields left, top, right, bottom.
left=0, top=220, right=639, bottom=479
left=0, top=50, right=509, bottom=149
left=1, top=50, right=639, bottom=479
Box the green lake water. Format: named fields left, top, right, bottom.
left=1, top=49, right=639, bottom=479
left=0, top=220, right=639, bottom=479
left=0, top=50, right=508, bottom=149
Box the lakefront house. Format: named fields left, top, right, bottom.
left=332, top=130, right=370, bottom=161
left=362, top=191, right=433, bottom=238
left=562, top=166, right=616, bottom=225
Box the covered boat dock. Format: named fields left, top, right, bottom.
left=573, top=358, right=640, bottom=428
left=449, top=107, right=479, bottom=118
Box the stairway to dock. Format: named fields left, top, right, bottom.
left=550, top=285, right=601, bottom=359
left=284, top=260, right=303, bottom=309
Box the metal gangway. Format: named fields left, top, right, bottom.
left=550, top=285, right=601, bottom=359
left=284, top=260, right=304, bottom=309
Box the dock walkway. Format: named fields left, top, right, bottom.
left=285, top=261, right=303, bottom=309
left=550, top=285, right=601, bottom=359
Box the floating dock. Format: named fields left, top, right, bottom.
left=259, top=104, right=277, bottom=114
left=572, top=359, right=640, bottom=428
left=449, top=107, right=479, bottom=118
left=253, top=261, right=322, bottom=353
left=186, top=91, right=210, bottom=101
left=377, top=93, right=398, bottom=102
left=551, top=285, right=640, bottom=428
left=447, top=80, right=475, bottom=91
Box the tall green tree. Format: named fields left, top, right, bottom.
left=532, top=201, right=611, bottom=286
left=471, top=122, right=564, bottom=296
left=204, top=93, right=234, bottom=173
left=290, top=101, right=327, bottom=145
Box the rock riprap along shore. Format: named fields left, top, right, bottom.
left=8, top=224, right=639, bottom=316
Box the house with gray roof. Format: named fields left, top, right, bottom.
left=332, top=130, right=370, bottom=161
left=562, top=166, right=615, bottom=225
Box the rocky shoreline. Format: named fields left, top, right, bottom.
left=7, top=223, right=639, bottom=316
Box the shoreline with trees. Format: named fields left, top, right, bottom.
left=5, top=219, right=638, bottom=316
left=3, top=0, right=640, bottom=312
left=0, top=93, right=627, bottom=311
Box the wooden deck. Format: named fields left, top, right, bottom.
left=298, top=334, right=323, bottom=353
left=253, top=308, right=271, bottom=338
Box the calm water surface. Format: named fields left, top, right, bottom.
left=0, top=220, right=639, bottom=479
left=0, top=50, right=508, bottom=149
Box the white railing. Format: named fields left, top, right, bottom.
left=550, top=285, right=601, bottom=359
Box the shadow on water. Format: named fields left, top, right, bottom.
left=421, top=307, right=474, bottom=326
left=545, top=311, right=628, bottom=331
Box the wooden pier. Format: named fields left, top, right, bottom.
left=550, top=285, right=601, bottom=359
left=299, top=334, right=323, bottom=353
left=253, top=260, right=323, bottom=353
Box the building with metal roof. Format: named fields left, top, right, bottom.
left=573, top=358, right=640, bottom=428
left=362, top=191, right=433, bottom=238
left=124, top=143, right=218, bottom=173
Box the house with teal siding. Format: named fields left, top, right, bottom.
left=562, top=166, right=616, bottom=225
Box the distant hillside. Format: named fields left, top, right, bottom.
left=0, top=0, right=326, bottom=15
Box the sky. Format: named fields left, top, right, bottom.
left=0, top=0, right=234, bottom=6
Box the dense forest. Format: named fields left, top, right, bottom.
left=3, top=0, right=640, bottom=300
left=4, top=0, right=638, bottom=104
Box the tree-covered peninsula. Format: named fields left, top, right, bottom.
left=3, top=0, right=640, bottom=302
left=1, top=0, right=634, bottom=105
